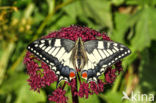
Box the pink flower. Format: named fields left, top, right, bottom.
left=24, top=25, right=123, bottom=103
left=48, top=88, right=68, bottom=103
left=78, top=82, right=90, bottom=98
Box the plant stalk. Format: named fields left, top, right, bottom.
left=71, top=78, right=79, bottom=103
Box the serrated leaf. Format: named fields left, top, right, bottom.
left=111, top=10, right=142, bottom=43
left=63, top=0, right=113, bottom=30
left=84, top=0, right=113, bottom=29
left=131, top=7, right=156, bottom=51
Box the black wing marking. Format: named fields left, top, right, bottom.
left=83, top=40, right=131, bottom=82
left=27, top=38, right=76, bottom=85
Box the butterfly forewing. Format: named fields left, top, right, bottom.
left=27, top=38, right=76, bottom=84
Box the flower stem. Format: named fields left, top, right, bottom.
left=71, top=78, right=79, bottom=103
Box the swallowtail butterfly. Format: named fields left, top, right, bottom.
left=27, top=38, right=131, bottom=85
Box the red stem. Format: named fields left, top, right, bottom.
left=71, top=78, right=79, bottom=103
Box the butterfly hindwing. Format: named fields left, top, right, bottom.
left=82, top=40, right=131, bottom=82
left=27, top=38, right=76, bottom=85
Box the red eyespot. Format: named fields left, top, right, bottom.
left=70, top=72, right=75, bottom=78
left=82, top=72, right=87, bottom=78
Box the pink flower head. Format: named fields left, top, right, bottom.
left=48, top=88, right=68, bottom=103
left=78, top=82, right=90, bottom=98
left=24, top=25, right=123, bottom=102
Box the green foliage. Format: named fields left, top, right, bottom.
left=100, top=91, right=123, bottom=103
left=132, top=7, right=156, bottom=51
left=0, top=0, right=156, bottom=103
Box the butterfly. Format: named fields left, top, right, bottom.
left=27, top=37, right=131, bottom=85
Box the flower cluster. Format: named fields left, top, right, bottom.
left=24, top=26, right=123, bottom=103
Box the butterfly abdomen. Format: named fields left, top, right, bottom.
left=79, top=38, right=88, bottom=69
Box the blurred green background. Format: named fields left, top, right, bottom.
left=0, top=0, right=156, bottom=103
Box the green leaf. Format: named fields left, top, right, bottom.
left=84, top=0, right=113, bottom=29
left=112, top=0, right=124, bottom=6
left=131, top=7, right=156, bottom=51
left=0, top=73, right=46, bottom=103
left=139, top=42, right=156, bottom=93
left=99, top=91, right=123, bottom=103
left=125, top=0, right=139, bottom=5
left=15, top=84, right=46, bottom=103
left=111, top=10, right=142, bottom=43
left=63, top=0, right=82, bottom=20
left=122, top=46, right=138, bottom=68
left=79, top=94, right=100, bottom=103
left=63, top=0, right=113, bottom=30
left=0, top=73, right=28, bottom=94
left=47, top=15, right=76, bottom=31
left=32, top=9, right=45, bottom=25
left=14, top=0, right=32, bottom=7
left=111, top=13, right=130, bottom=43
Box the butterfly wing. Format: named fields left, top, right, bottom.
left=27, top=38, right=76, bottom=84
left=82, top=40, right=131, bottom=82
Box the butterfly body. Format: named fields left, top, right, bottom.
left=71, top=38, right=88, bottom=70
left=27, top=37, right=131, bottom=85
